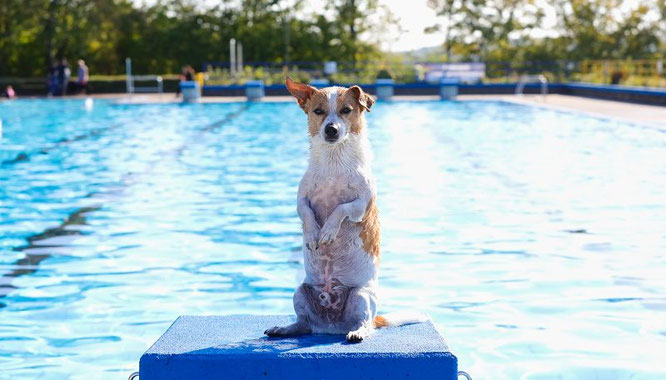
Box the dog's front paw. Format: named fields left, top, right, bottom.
left=318, top=223, right=339, bottom=246
left=303, top=225, right=320, bottom=252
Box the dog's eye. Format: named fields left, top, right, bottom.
left=340, top=107, right=352, bottom=115
left=313, top=108, right=324, bottom=115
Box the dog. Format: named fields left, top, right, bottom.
left=264, top=78, right=425, bottom=343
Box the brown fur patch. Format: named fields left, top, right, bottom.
left=304, top=91, right=330, bottom=137
left=285, top=77, right=316, bottom=109
left=337, top=88, right=365, bottom=134
left=373, top=315, right=389, bottom=328
left=348, top=115, right=364, bottom=134
left=348, top=85, right=374, bottom=112
left=360, top=197, right=380, bottom=261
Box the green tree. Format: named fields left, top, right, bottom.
left=0, top=0, right=49, bottom=76
left=425, top=0, right=463, bottom=61
left=326, top=0, right=385, bottom=64
left=553, top=0, right=660, bottom=60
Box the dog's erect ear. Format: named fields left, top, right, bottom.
left=286, top=77, right=316, bottom=110
left=348, top=85, right=374, bottom=112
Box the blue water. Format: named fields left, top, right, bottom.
left=1, top=98, right=665, bottom=379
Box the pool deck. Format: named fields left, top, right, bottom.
left=45, top=93, right=666, bottom=128
left=497, top=94, right=666, bottom=128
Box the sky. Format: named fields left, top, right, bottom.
left=307, top=0, right=444, bottom=52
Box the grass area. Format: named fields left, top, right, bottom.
left=571, top=73, right=666, bottom=87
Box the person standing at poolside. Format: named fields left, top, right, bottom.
left=183, top=65, right=195, bottom=81
left=47, top=61, right=59, bottom=96
left=76, top=59, right=89, bottom=94
left=57, top=58, right=71, bottom=96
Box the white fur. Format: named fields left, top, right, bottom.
left=266, top=86, right=381, bottom=342
left=299, top=88, right=376, bottom=289
left=265, top=85, right=424, bottom=343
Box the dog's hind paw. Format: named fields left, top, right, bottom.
left=265, top=322, right=311, bottom=337
left=346, top=330, right=365, bottom=343
left=264, top=326, right=284, bottom=337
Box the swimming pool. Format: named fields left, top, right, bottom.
left=1, top=98, right=665, bottom=379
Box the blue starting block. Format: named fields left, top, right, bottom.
left=245, top=80, right=265, bottom=101
left=139, top=315, right=458, bottom=380
left=179, top=81, right=200, bottom=103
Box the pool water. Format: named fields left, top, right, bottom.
left=1, top=98, right=665, bottom=379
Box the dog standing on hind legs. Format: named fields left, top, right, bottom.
left=264, top=77, right=426, bottom=343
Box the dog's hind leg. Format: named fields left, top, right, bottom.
left=342, top=287, right=377, bottom=343
left=264, top=284, right=314, bottom=337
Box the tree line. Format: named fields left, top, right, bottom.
left=0, top=0, right=392, bottom=77
left=0, top=0, right=664, bottom=78
left=425, top=0, right=664, bottom=63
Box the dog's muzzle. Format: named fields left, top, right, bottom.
left=324, top=123, right=338, bottom=142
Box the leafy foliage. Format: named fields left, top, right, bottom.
left=1, top=0, right=663, bottom=86
left=0, top=0, right=389, bottom=77
left=426, top=0, right=663, bottom=63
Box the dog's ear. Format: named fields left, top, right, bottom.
left=348, top=85, right=374, bottom=112
left=286, top=77, right=316, bottom=110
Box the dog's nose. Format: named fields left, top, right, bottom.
left=324, top=123, right=338, bottom=139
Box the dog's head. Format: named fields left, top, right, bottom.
left=286, top=77, right=374, bottom=144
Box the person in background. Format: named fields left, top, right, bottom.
left=76, top=59, right=89, bottom=94
left=47, top=61, right=59, bottom=96
left=57, top=58, right=71, bottom=96
left=183, top=65, right=195, bottom=81
left=176, top=65, right=196, bottom=97
left=4, top=85, right=16, bottom=99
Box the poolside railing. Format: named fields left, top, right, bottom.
left=200, top=59, right=666, bottom=88
left=515, top=75, right=549, bottom=99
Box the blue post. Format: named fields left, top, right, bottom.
left=375, top=78, right=394, bottom=101
left=180, top=81, right=200, bottom=103
left=309, top=78, right=330, bottom=88
left=139, top=315, right=458, bottom=380
left=245, top=80, right=265, bottom=101
left=440, top=77, right=459, bottom=100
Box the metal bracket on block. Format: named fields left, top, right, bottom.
left=458, top=370, right=472, bottom=379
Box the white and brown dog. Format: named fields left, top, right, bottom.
left=264, top=78, right=424, bottom=343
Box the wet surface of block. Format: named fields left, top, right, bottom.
left=140, top=314, right=458, bottom=380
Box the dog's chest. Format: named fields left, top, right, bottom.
left=307, top=175, right=358, bottom=226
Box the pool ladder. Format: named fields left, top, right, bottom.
left=515, top=74, right=548, bottom=100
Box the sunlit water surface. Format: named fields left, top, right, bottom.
left=1, top=98, right=665, bottom=379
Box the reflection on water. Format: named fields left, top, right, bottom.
left=0, top=206, right=99, bottom=303
left=0, top=99, right=665, bottom=379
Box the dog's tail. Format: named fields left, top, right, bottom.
left=373, top=312, right=429, bottom=328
